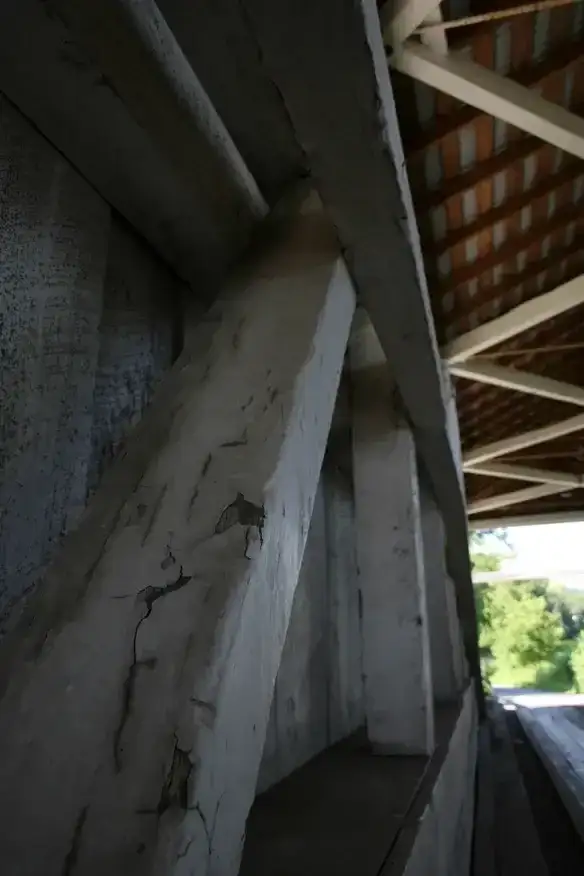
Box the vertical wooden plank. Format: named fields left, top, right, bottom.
left=88, top=218, right=181, bottom=494
left=0, top=95, right=109, bottom=633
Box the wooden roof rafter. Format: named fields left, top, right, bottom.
left=404, top=36, right=584, bottom=156
left=430, top=159, right=584, bottom=257
left=385, top=0, right=584, bottom=521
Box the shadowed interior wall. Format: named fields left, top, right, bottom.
left=0, top=96, right=182, bottom=636
left=257, top=457, right=364, bottom=793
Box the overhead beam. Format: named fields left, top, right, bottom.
left=450, top=361, right=584, bottom=407
left=445, top=275, right=584, bottom=363
left=465, top=461, right=582, bottom=487
left=468, top=483, right=571, bottom=515
left=464, top=412, right=584, bottom=466
left=381, top=0, right=444, bottom=46
left=447, top=239, right=584, bottom=339
left=0, top=0, right=267, bottom=291
left=469, top=509, right=584, bottom=530
left=447, top=0, right=575, bottom=48
left=240, top=0, right=483, bottom=708
left=391, top=41, right=584, bottom=161
left=431, top=159, right=583, bottom=258
left=404, top=39, right=584, bottom=157
left=440, top=200, right=584, bottom=291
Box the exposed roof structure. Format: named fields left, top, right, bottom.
left=385, top=0, right=584, bottom=525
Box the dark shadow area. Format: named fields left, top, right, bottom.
left=240, top=705, right=458, bottom=876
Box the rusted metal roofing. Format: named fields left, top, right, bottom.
left=392, top=0, right=584, bottom=522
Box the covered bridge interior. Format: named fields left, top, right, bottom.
left=1, top=0, right=584, bottom=874
left=388, top=0, right=584, bottom=528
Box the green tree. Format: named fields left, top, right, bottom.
left=480, top=582, right=565, bottom=687
left=546, top=583, right=584, bottom=639
left=472, top=552, right=501, bottom=573
left=571, top=631, right=584, bottom=692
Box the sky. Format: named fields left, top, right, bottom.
left=488, top=522, right=584, bottom=588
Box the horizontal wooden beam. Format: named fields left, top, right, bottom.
left=469, top=509, right=584, bottom=529
left=464, top=412, right=584, bottom=466
left=0, top=0, right=267, bottom=291
left=431, top=160, right=583, bottom=258
left=465, top=461, right=582, bottom=487
left=404, top=38, right=584, bottom=157
left=468, top=483, right=571, bottom=515
left=392, top=41, right=584, bottom=161
left=450, top=360, right=584, bottom=406
left=446, top=239, right=584, bottom=341
left=449, top=0, right=582, bottom=49
left=445, top=274, right=584, bottom=362
left=439, top=199, right=583, bottom=292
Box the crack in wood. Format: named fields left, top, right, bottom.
left=176, top=837, right=193, bottom=861
left=160, top=544, right=176, bottom=570
left=188, top=454, right=213, bottom=519
left=157, top=740, right=192, bottom=816
left=113, top=568, right=194, bottom=771
left=61, top=805, right=88, bottom=876
left=193, top=793, right=223, bottom=871
left=220, top=436, right=248, bottom=448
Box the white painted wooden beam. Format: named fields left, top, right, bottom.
left=465, top=461, right=582, bottom=487
left=468, top=483, right=570, bottom=515
left=0, top=200, right=356, bottom=876
left=241, top=0, right=483, bottom=709
left=469, top=510, right=584, bottom=530
left=451, top=361, right=584, bottom=407
left=445, top=275, right=584, bottom=363
left=464, top=412, right=584, bottom=466
left=390, top=41, right=584, bottom=161
left=420, top=484, right=462, bottom=703
left=352, top=317, right=434, bottom=753
left=381, top=0, right=444, bottom=46
left=0, top=0, right=267, bottom=291
left=419, top=5, right=449, bottom=54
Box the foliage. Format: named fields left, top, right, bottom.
left=570, top=631, right=584, bottom=693
left=471, top=552, right=501, bottom=573
left=535, top=640, right=575, bottom=692
left=543, top=583, right=584, bottom=640
left=472, top=536, right=584, bottom=693
left=478, top=580, right=566, bottom=689
left=486, top=583, right=563, bottom=664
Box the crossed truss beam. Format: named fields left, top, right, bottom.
left=390, top=41, right=584, bottom=163
left=468, top=483, right=573, bottom=516
left=449, top=361, right=584, bottom=407
left=445, top=276, right=584, bottom=363
left=445, top=278, right=584, bottom=513
left=383, top=2, right=584, bottom=517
